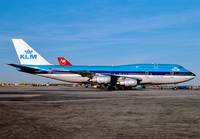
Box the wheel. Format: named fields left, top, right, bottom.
left=115, top=85, right=122, bottom=90
left=142, top=85, right=146, bottom=89
left=100, top=84, right=107, bottom=90
left=107, top=85, right=113, bottom=91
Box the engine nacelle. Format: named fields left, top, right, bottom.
left=92, top=76, right=111, bottom=84
left=119, top=79, right=137, bottom=87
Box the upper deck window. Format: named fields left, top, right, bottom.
left=159, top=67, right=172, bottom=68
left=140, top=67, right=154, bottom=68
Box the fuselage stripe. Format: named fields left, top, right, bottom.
left=36, top=70, right=195, bottom=76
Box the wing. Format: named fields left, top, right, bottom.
left=58, top=70, right=97, bottom=78
left=58, top=70, right=142, bottom=82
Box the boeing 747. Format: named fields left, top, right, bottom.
left=8, top=39, right=195, bottom=90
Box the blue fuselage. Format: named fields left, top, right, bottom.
left=20, top=64, right=194, bottom=76
left=15, top=63, right=195, bottom=85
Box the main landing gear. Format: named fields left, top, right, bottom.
left=99, top=84, right=133, bottom=91
left=100, top=84, right=115, bottom=91
left=173, top=84, right=178, bottom=90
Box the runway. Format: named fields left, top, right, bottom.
left=0, top=86, right=200, bottom=138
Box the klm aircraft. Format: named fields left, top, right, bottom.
left=8, top=39, right=195, bottom=90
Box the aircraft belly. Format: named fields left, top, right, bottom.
left=126, top=75, right=194, bottom=84
left=153, top=76, right=194, bottom=84
left=36, top=74, right=194, bottom=84
left=37, top=74, right=89, bottom=83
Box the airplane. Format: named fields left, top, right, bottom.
left=57, top=57, right=72, bottom=66
left=7, top=39, right=195, bottom=90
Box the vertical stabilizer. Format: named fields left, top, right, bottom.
left=12, top=39, right=51, bottom=65
left=57, top=57, right=72, bottom=66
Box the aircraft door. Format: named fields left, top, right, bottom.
left=48, top=69, right=52, bottom=76
left=145, top=71, right=149, bottom=77
left=154, top=64, right=158, bottom=70
left=170, top=72, right=174, bottom=78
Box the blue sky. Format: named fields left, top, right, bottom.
left=0, top=0, right=199, bottom=85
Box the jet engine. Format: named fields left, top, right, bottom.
left=92, top=76, right=111, bottom=84
left=119, top=79, right=137, bottom=87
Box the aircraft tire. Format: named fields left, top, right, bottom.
left=107, top=85, right=113, bottom=91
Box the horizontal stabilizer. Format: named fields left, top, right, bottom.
left=7, top=63, right=41, bottom=74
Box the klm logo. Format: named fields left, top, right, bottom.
left=20, top=49, right=37, bottom=59
left=172, top=67, right=180, bottom=71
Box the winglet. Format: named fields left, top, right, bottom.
left=57, top=57, right=72, bottom=66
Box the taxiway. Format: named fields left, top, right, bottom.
left=0, top=86, right=200, bottom=138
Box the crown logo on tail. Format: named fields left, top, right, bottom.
left=24, top=49, right=33, bottom=54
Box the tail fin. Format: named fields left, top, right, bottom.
left=57, top=57, right=72, bottom=66
left=12, top=39, right=51, bottom=65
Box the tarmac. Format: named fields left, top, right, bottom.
left=0, top=86, right=200, bottom=138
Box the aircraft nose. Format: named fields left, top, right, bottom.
left=192, top=73, right=196, bottom=78
left=185, top=72, right=196, bottom=82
